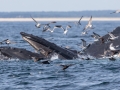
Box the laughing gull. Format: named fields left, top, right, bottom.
left=81, top=31, right=88, bottom=35
left=2, top=39, right=16, bottom=46
left=109, top=43, right=120, bottom=51
left=83, top=16, right=94, bottom=30
left=47, top=25, right=71, bottom=34
left=91, top=32, right=101, bottom=41
left=43, top=21, right=56, bottom=30
left=91, top=32, right=105, bottom=43
left=108, top=32, right=119, bottom=41
left=81, top=39, right=90, bottom=51
left=31, top=16, right=42, bottom=28
left=43, top=25, right=62, bottom=33
left=110, top=10, right=120, bottom=14
left=75, top=16, right=83, bottom=26
left=62, top=25, right=72, bottom=35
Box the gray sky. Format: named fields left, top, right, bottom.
left=0, top=0, right=119, bottom=12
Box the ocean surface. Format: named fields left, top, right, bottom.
left=0, top=12, right=120, bottom=90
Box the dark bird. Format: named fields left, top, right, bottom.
left=91, top=32, right=104, bottom=43
left=108, top=57, right=116, bottom=61
left=41, top=60, right=50, bottom=64
left=81, top=39, right=90, bottom=51
left=75, top=16, right=83, bottom=26
left=60, top=64, right=73, bottom=70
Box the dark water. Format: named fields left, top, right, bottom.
left=0, top=20, right=120, bottom=90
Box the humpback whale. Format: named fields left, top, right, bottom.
left=1, top=27, right=120, bottom=60
left=20, top=32, right=78, bottom=59
left=85, top=27, right=120, bottom=58
left=0, top=46, right=45, bottom=60
left=20, top=27, right=120, bottom=59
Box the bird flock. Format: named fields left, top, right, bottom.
left=1, top=10, right=120, bottom=70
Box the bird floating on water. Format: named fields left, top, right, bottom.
left=1, top=39, right=16, bottom=46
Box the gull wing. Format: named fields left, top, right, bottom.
left=108, top=32, right=115, bottom=38
left=88, top=16, right=92, bottom=25
left=54, top=25, right=65, bottom=31
left=81, top=39, right=86, bottom=47
left=78, top=16, right=83, bottom=23
left=31, top=16, right=38, bottom=23
left=83, top=25, right=89, bottom=30
left=93, top=32, right=101, bottom=38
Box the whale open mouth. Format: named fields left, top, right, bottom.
left=20, top=32, right=78, bottom=59
left=20, top=32, right=53, bottom=56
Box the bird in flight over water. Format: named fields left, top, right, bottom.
left=31, top=16, right=43, bottom=28
left=75, top=16, right=83, bottom=26
left=83, top=16, right=94, bottom=30
left=110, top=10, right=120, bottom=14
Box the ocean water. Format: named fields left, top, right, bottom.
left=0, top=19, right=120, bottom=90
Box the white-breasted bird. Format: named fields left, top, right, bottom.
left=1, top=39, right=16, bottom=45
left=109, top=43, right=120, bottom=51
left=83, top=16, right=94, bottom=30
left=108, top=32, right=119, bottom=41
left=47, top=25, right=71, bottom=34
left=31, top=16, right=42, bottom=28
left=42, top=21, right=56, bottom=31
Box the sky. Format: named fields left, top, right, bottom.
left=0, top=0, right=120, bottom=12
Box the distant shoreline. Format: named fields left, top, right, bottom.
left=0, top=17, right=120, bottom=21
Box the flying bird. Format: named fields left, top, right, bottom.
left=43, top=21, right=56, bottom=31
left=60, top=64, right=74, bottom=70
left=31, top=16, right=42, bottom=28
left=109, top=43, right=120, bottom=51
left=110, top=10, right=120, bottom=14
left=1, top=39, right=16, bottom=46
left=75, top=16, right=83, bottom=26
left=81, top=39, right=90, bottom=51
left=47, top=25, right=71, bottom=34
left=108, top=32, right=119, bottom=41
left=91, top=32, right=105, bottom=43
left=83, top=16, right=94, bottom=30
left=91, top=32, right=101, bottom=41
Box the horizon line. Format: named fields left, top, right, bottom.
left=0, top=10, right=116, bottom=13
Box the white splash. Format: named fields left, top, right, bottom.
left=50, top=53, right=59, bottom=60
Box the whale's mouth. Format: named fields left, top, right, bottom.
left=20, top=32, right=53, bottom=56
left=20, top=32, right=78, bottom=59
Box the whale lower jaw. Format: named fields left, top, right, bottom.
left=20, top=32, right=78, bottom=60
